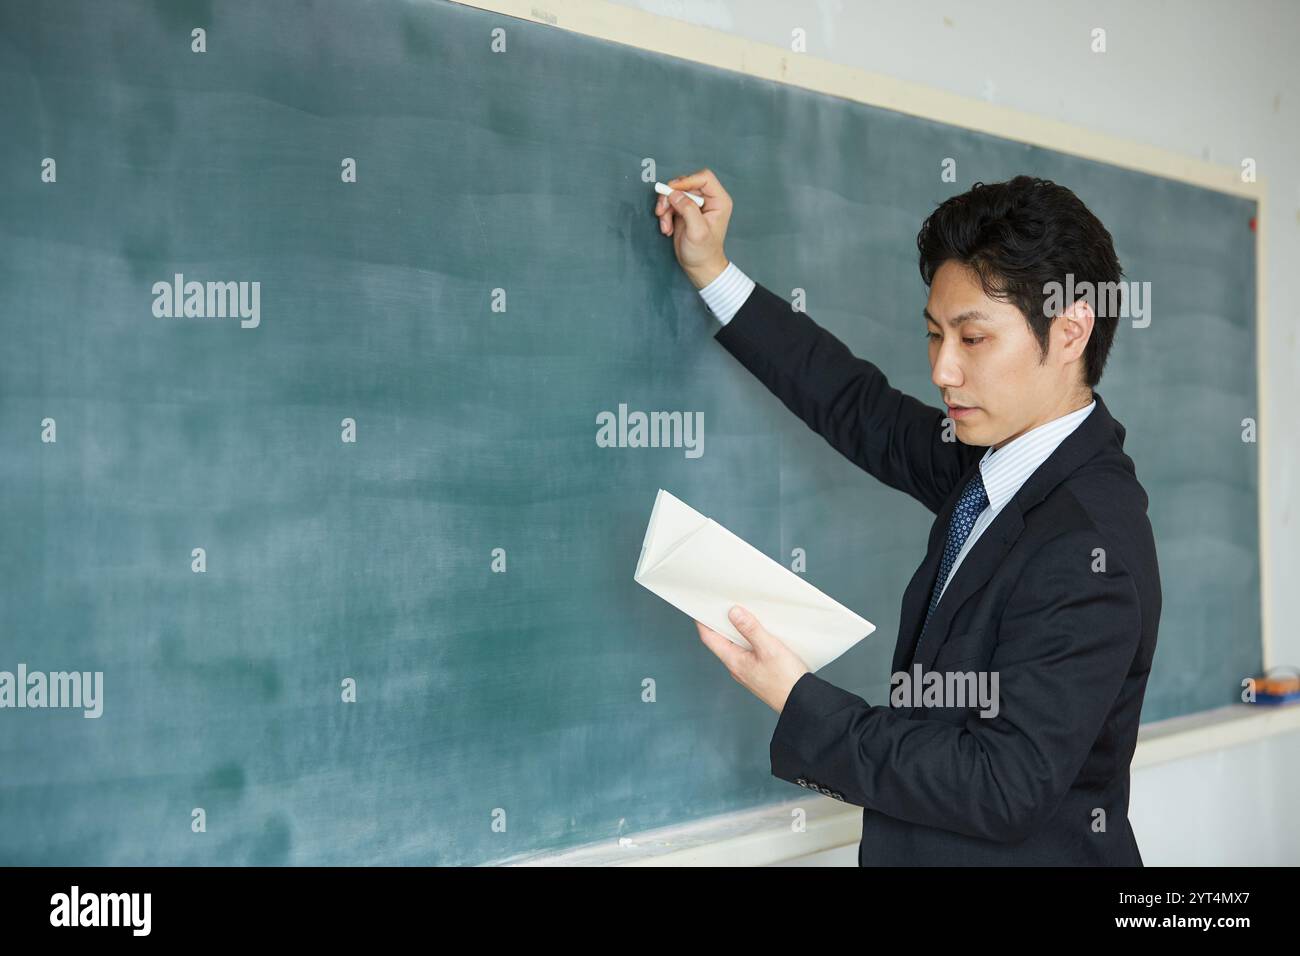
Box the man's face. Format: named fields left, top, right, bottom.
left=924, top=259, right=1092, bottom=450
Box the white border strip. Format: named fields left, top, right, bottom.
left=448, top=0, right=1261, bottom=198
left=1256, top=182, right=1272, bottom=670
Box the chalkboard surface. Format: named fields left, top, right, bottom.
left=0, top=0, right=1260, bottom=864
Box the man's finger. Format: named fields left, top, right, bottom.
left=668, top=170, right=729, bottom=213
left=696, top=620, right=748, bottom=671
left=668, top=168, right=725, bottom=197
left=655, top=195, right=673, bottom=234
left=726, top=605, right=770, bottom=652
left=667, top=189, right=708, bottom=238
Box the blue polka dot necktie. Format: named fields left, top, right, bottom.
left=920, top=469, right=989, bottom=637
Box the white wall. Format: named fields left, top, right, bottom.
left=610, top=0, right=1300, bottom=865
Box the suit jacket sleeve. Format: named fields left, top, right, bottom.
left=713, top=280, right=981, bottom=514
left=768, top=529, right=1143, bottom=843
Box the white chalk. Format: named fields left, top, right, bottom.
left=654, top=181, right=705, bottom=208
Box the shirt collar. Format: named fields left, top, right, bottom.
left=978, top=399, right=1096, bottom=512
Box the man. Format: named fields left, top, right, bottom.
left=652, top=170, right=1161, bottom=865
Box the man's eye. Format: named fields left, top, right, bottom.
left=925, top=332, right=984, bottom=345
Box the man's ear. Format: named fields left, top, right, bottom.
left=1057, top=297, right=1096, bottom=364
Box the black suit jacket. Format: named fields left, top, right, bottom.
left=713, top=281, right=1162, bottom=866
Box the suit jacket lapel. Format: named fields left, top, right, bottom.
left=890, top=391, right=1126, bottom=682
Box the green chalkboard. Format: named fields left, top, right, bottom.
left=0, top=0, right=1260, bottom=865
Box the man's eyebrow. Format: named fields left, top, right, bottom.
left=923, top=308, right=994, bottom=327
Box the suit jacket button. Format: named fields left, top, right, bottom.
left=795, top=777, right=808, bottom=787
left=831, top=792, right=844, bottom=801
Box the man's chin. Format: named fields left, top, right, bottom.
left=951, top=421, right=985, bottom=445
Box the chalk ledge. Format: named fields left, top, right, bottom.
left=499, top=703, right=1300, bottom=866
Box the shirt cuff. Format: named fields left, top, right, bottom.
left=697, top=261, right=755, bottom=326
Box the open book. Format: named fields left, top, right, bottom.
left=634, top=489, right=875, bottom=672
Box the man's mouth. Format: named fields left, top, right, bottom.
left=946, top=404, right=979, bottom=420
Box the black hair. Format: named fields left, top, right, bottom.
left=916, top=175, right=1123, bottom=388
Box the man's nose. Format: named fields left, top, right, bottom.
left=931, top=342, right=963, bottom=389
